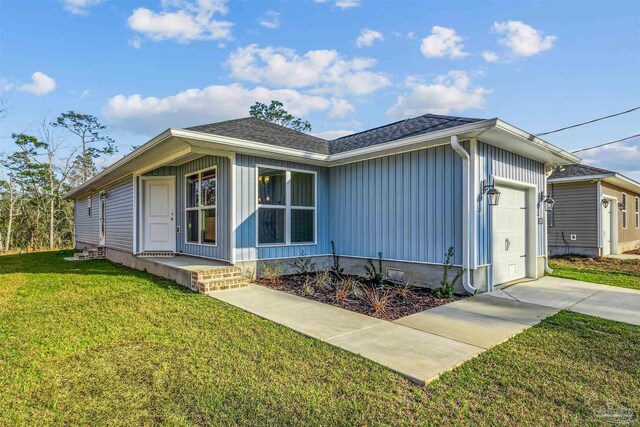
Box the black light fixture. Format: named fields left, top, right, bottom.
left=482, top=179, right=501, bottom=206
left=601, top=198, right=610, bottom=208
left=99, top=191, right=107, bottom=200
left=618, top=202, right=625, bottom=211
left=541, top=194, right=555, bottom=211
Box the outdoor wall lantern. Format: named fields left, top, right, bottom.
left=618, top=202, right=625, bottom=211
left=482, top=179, right=501, bottom=206
left=601, top=198, right=610, bottom=208
left=99, top=191, right=107, bottom=200
left=541, top=194, right=555, bottom=211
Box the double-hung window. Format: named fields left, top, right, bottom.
left=257, top=167, right=316, bottom=245
left=635, top=196, right=639, bottom=229
left=185, top=167, right=217, bottom=245
left=622, top=193, right=627, bottom=229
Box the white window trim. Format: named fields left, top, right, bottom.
left=622, top=192, right=627, bottom=229
left=184, top=166, right=218, bottom=247
left=635, top=196, right=639, bottom=229
left=87, top=194, right=92, bottom=217
left=255, top=164, right=317, bottom=247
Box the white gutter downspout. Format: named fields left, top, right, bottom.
left=544, top=167, right=554, bottom=274
left=450, top=136, right=477, bottom=294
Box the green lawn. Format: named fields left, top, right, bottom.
left=1, top=251, right=639, bottom=426
left=550, top=255, right=640, bottom=290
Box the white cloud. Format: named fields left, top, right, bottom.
left=492, top=21, right=556, bottom=57
left=356, top=28, right=384, bottom=48
left=63, top=0, right=103, bottom=15
left=227, top=44, right=390, bottom=96
left=579, top=137, right=640, bottom=182
left=0, top=77, right=14, bottom=92
left=329, top=98, right=356, bottom=117
left=128, top=37, right=142, bottom=49
left=18, top=72, right=57, bottom=96
left=482, top=51, right=499, bottom=63
left=420, top=26, right=468, bottom=59
left=387, top=71, right=490, bottom=118
left=314, top=129, right=355, bottom=140
left=258, top=10, right=280, bottom=29
left=102, top=83, right=352, bottom=134
left=127, top=0, right=232, bottom=44
left=336, top=0, right=360, bottom=8
left=80, top=89, right=90, bottom=98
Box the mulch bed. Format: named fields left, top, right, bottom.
left=624, top=248, right=640, bottom=255
left=257, top=273, right=465, bottom=321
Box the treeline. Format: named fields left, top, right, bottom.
left=0, top=111, right=115, bottom=253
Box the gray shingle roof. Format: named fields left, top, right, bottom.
left=329, top=114, right=484, bottom=154
left=548, top=163, right=614, bottom=180
left=184, top=113, right=485, bottom=156
left=186, top=117, right=331, bottom=154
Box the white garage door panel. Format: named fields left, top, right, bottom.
left=493, top=185, right=527, bottom=284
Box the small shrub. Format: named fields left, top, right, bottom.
left=360, top=286, right=394, bottom=318
left=396, top=281, right=416, bottom=300
left=330, top=241, right=344, bottom=278
left=302, top=275, right=315, bottom=296
left=242, top=267, right=256, bottom=282
left=314, top=270, right=332, bottom=290
left=289, top=250, right=316, bottom=275
left=364, top=252, right=385, bottom=287
left=335, top=280, right=350, bottom=302
left=262, top=261, right=282, bottom=285
left=436, top=247, right=464, bottom=299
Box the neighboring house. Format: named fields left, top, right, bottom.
left=548, top=164, right=640, bottom=256
left=66, top=114, right=578, bottom=293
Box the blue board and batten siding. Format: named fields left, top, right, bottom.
left=234, top=154, right=331, bottom=262
left=75, top=140, right=547, bottom=270
left=476, top=141, right=546, bottom=265
left=329, top=145, right=464, bottom=265
left=142, top=156, right=231, bottom=261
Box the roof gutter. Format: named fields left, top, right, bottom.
left=450, top=135, right=477, bottom=295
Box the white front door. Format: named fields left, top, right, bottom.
left=602, top=201, right=612, bottom=256
left=493, top=185, right=528, bottom=284
left=143, top=178, right=176, bottom=252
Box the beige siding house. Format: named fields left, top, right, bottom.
left=548, top=164, right=640, bottom=256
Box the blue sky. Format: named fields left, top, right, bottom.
left=1, top=0, right=639, bottom=179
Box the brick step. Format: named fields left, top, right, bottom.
left=74, top=246, right=106, bottom=260
left=199, top=277, right=249, bottom=293
left=194, top=267, right=243, bottom=282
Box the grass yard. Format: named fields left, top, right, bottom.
left=1, top=251, right=639, bottom=426
left=550, top=255, right=640, bottom=290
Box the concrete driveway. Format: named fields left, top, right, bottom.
left=209, top=277, right=640, bottom=385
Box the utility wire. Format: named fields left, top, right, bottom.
left=536, top=107, right=640, bottom=136
left=571, top=133, right=640, bottom=153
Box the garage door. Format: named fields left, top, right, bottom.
left=492, top=185, right=528, bottom=284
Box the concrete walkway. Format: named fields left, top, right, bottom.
left=606, top=253, right=640, bottom=260
left=209, top=277, right=640, bottom=385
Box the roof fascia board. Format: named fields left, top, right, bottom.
left=494, top=119, right=581, bottom=164
left=548, top=174, right=613, bottom=183
left=325, top=118, right=497, bottom=163
left=173, top=129, right=329, bottom=164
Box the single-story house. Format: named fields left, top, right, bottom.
left=548, top=164, right=640, bottom=256
left=66, top=113, right=579, bottom=293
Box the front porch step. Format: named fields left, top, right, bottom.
left=189, top=266, right=248, bottom=293
left=137, top=252, right=175, bottom=258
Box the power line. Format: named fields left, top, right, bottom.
left=571, top=133, right=640, bottom=154
left=536, top=107, right=640, bottom=136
